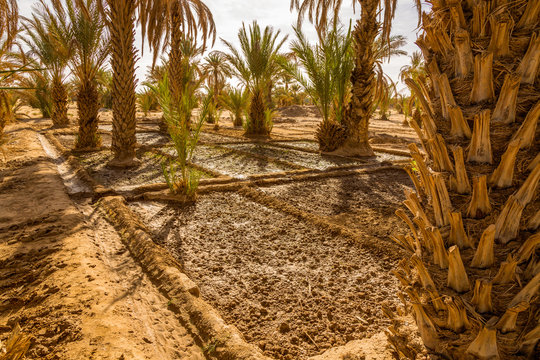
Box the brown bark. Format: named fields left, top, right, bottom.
left=75, top=80, right=101, bottom=149
left=470, top=52, right=495, bottom=103
left=109, top=0, right=138, bottom=168
left=332, top=3, right=378, bottom=157
left=454, top=28, right=473, bottom=78
left=492, top=73, right=520, bottom=124
left=246, top=87, right=269, bottom=136
left=168, top=3, right=185, bottom=108
left=391, top=1, right=540, bottom=358
left=51, top=76, right=69, bottom=128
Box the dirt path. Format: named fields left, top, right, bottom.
left=0, top=121, right=204, bottom=359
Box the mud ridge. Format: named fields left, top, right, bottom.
left=130, top=165, right=405, bottom=203
left=98, top=196, right=271, bottom=360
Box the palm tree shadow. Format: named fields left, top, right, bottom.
left=103, top=273, right=145, bottom=312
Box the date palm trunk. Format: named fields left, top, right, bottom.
left=75, top=80, right=101, bottom=149
left=0, top=91, right=9, bottom=135
left=389, top=1, right=540, bottom=358
left=167, top=3, right=185, bottom=123
left=108, top=0, right=138, bottom=167
left=246, top=86, right=268, bottom=136
left=233, top=110, right=243, bottom=127
left=331, top=0, right=377, bottom=157
left=51, top=75, right=69, bottom=128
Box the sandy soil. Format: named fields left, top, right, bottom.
left=216, top=107, right=418, bottom=149
left=129, top=193, right=404, bottom=360
left=0, top=121, right=204, bottom=359
left=1, top=105, right=424, bottom=359
left=260, top=169, right=414, bottom=240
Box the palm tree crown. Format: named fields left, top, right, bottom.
left=0, top=0, right=18, bottom=49
left=222, top=21, right=287, bottom=92
left=202, top=51, right=232, bottom=96
left=138, top=0, right=216, bottom=66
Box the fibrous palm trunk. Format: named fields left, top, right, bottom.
left=246, top=86, right=269, bottom=136
left=0, top=91, right=8, bottom=135
left=233, top=111, right=243, bottom=127
left=109, top=0, right=138, bottom=167
left=51, top=76, right=69, bottom=128
left=389, top=1, right=540, bottom=358
left=331, top=0, right=377, bottom=157
left=75, top=80, right=101, bottom=149
left=168, top=3, right=185, bottom=120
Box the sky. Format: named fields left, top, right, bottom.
left=17, top=0, right=422, bottom=93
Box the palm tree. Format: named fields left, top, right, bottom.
left=96, top=69, right=113, bottom=109
left=375, top=74, right=396, bottom=121
left=399, top=51, right=425, bottom=123
left=0, top=0, right=18, bottom=135
left=221, top=88, right=248, bottom=127
left=399, top=51, right=424, bottom=84
left=373, top=33, right=405, bottom=120
left=280, top=23, right=353, bottom=151
left=202, top=51, right=232, bottom=100
left=21, top=3, right=71, bottom=128
left=95, top=0, right=138, bottom=167
left=51, top=0, right=110, bottom=149
left=0, top=0, right=17, bottom=48
left=16, top=60, right=52, bottom=118
left=373, top=34, right=407, bottom=66
left=201, top=51, right=231, bottom=123
left=138, top=0, right=215, bottom=122
left=137, top=88, right=159, bottom=118
left=291, top=0, right=399, bottom=156
left=222, top=21, right=287, bottom=136
left=388, top=1, right=540, bottom=359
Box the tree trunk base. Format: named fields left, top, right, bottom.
left=329, top=141, right=374, bottom=158
left=243, top=133, right=271, bottom=140
left=51, top=123, right=70, bottom=129
left=108, top=154, right=140, bottom=168
left=73, top=146, right=102, bottom=153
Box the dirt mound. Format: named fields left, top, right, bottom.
left=277, top=105, right=320, bottom=118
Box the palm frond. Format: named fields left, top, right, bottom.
left=138, top=0, right=216, bottom=67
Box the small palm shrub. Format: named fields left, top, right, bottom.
left=96, top=70, right=113, bottom=109
left=16, top=67, right=52, bottom=118
left=316, top=118, right=346, bottom=152
left=280, top=23, right=353, bottom=151
left=151, top=73, right=204, bottom=198
left=201, top=89, right=219, bottom=127
left=137, top=89, right=159, bottom=118
left=221, top=88, right=248, bottom=127
left=223, top=21, right=287, bottom=136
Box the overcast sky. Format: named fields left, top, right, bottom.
left=18, top=0, right=421, bottom=93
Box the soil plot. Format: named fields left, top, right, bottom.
left=222, top=143, right=367, bottom=170
left=129, top=193, right=401, bottom=360
left=77, top=150, right=212, bottom=190
left=56, top=133, right=112, bottom=148
left=189, top=145, right=299, bottom=178
left=55, top=132, right=170, bottom=148
left=260, top=168, right=414, bottom=239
